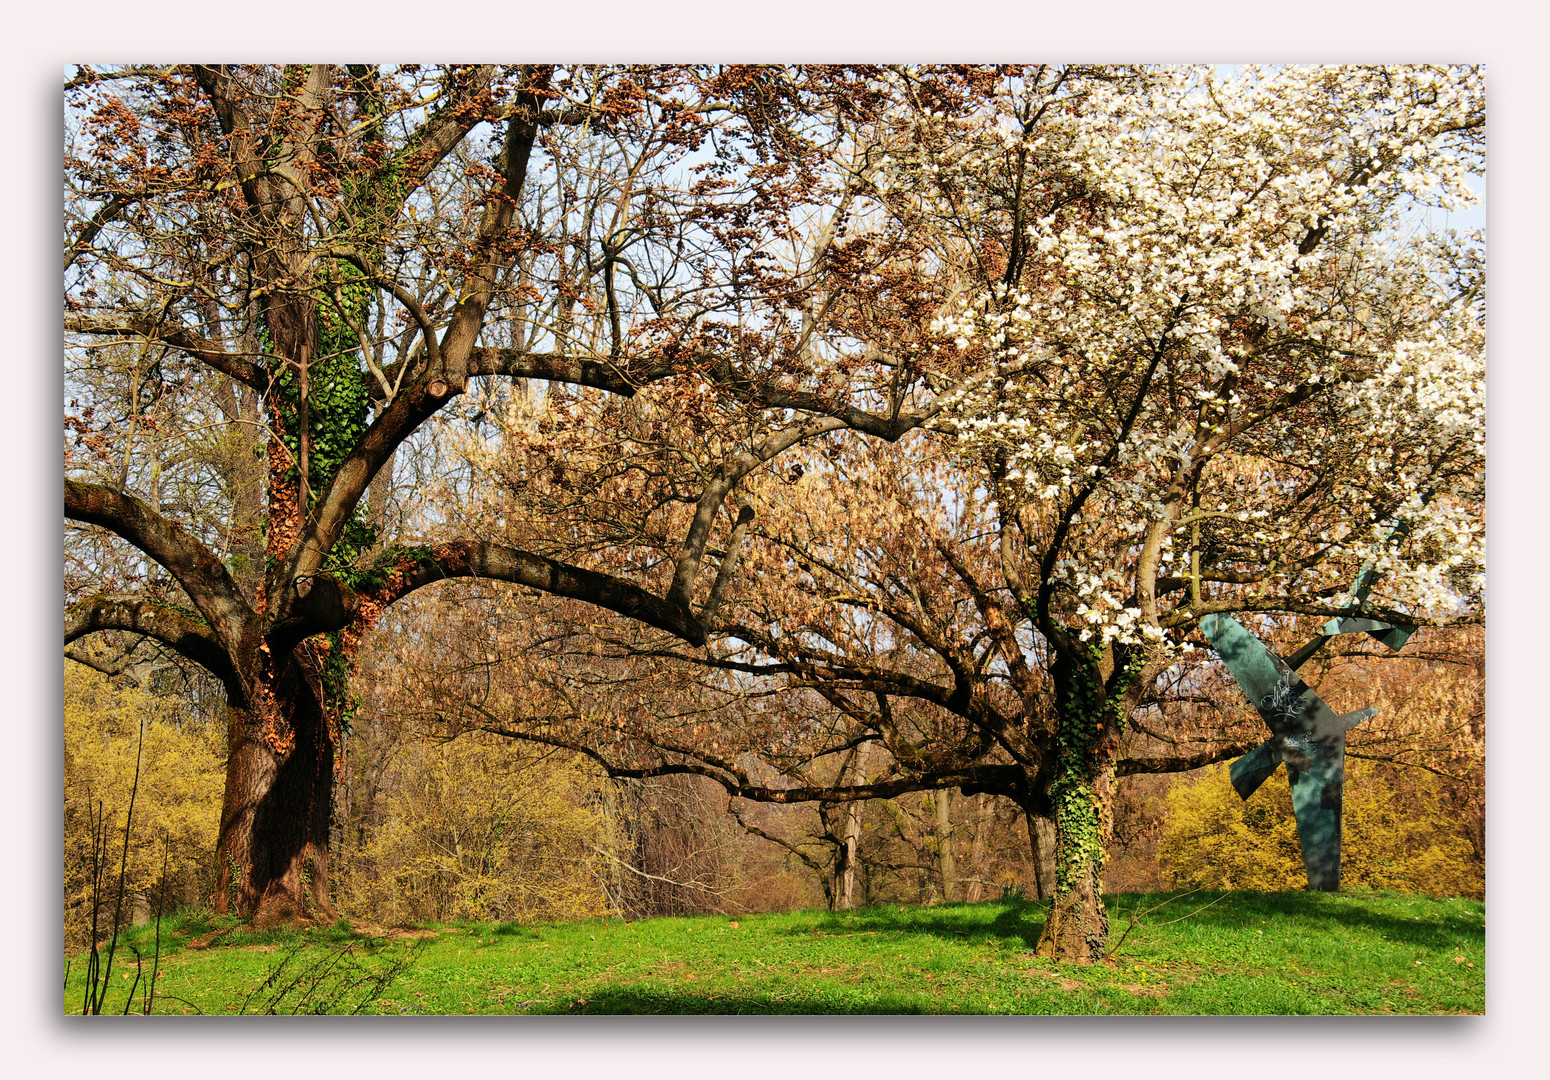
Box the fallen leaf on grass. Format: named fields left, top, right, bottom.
left=1116, top=983, right=1167, bottom=997
left=1029, top=969, right=1084, bottom=992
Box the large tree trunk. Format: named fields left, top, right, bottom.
left=210, top=284, right=340, bottom=928
left=1034, top=645, right=1130, bottom=963
left=1036, top=850, right=1110, bottom=962
left=1027, top=812, right=1056, bottom=901
left=214, top=658, right=337, bottom=928
left=1035, top=769, right=1114, bottom=961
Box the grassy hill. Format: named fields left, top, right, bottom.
left=64, top=890, right=1484, bottom=1015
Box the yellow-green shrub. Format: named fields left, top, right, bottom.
left=64, top=666, right=225, bottom=950
left=1159, top=758, right=1481, bottom=898
left=336, top=734, right=616, bottom=925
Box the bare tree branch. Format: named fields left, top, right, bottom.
left=66, top=314, right=269, bottom=391
left=65, top=481, right=252, bottom=652
left=65, top=595, right=238, bottom=689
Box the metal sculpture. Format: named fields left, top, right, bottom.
left=1196, top=501, right=1431, bottom=890
left=1199, top=611, right=1412, bottom=890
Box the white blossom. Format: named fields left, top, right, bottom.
left=927, top=65, right=1484, bottom=652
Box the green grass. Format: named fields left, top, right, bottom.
left=63, top=890, right=1484, bottom=1015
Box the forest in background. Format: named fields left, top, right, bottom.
left=63, top=65, right=1483, bottom=961
left=66, top=617, right=1482, bottom=953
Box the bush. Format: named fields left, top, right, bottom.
left=1158, top=758, right=1481, bottom=898
left=64, top=666, right=225, bottom=952
left=335, top=734, right=616, bottom=924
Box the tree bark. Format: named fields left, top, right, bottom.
left=131, top=890, right=151, bottom=927
left=834, top=802, right=863, bottom=911
left=933, top=788, right=956, bottom=904
left=1035, top=768, right=1113, bottom=962
left=833, top=739, right=872, bottom=910
left=1036, top=853, right=1109, bottom=962
left=963, top=794, right=993, bottom=903
left=214, top=661, right=337, bottom=927
left=1034, top=645, right=1130, bottom=962
left=1027, top=812, right=1056, bottom=901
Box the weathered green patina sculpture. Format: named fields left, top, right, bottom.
left=1200, top=612, right=1413, bottom=889
left=1198, top=504, right=1427, bottom=891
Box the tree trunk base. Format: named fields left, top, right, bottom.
left=215, top=671, right=338, bottom=930
left=1035, top=866, right=1109, bottom=963
left=251, top=893, right=336, bottom=929
left=250, top=857, right=337, bottom=928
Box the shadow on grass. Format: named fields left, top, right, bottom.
left=770, top=891, right=1480, bottom=956
left=560, top=987, right=968, bottom=1015
left=1110, top=890, right=1484, bottom=950
left=788, top=899, right=1048, bottom=950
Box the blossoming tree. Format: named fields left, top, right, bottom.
left=926, top=66, right=1484, bottom=958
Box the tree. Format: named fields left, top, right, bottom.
left=928, top=66, right=1484, bottom=958
left=63, top=65, right=974, bottom=925
left=432, top=409, right=1260, bottom=909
